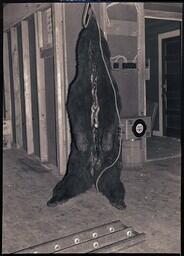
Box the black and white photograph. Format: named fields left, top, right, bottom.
left=2, top=2, right=182, bottom=254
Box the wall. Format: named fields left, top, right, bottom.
left=107, top=4, right=139, bottom=117
left=17, top=24, right=27, bottom=151
left=65, top=3, right=100, bottom=84
left=3, top=3, right=144, bottom=167
left=3, top=3, right=51, bottom=31
left=144, top=3, right=183, bottom=13
left=28, top=15, right=40, bottom=157
left=64, top=3, right=139, bottom=118
left=64, top=3, right=146, bottom=166
left=145, top=19, right=180, bottom=130
left=4, top=3, right=182, bottom=168
left=7, top=31, right=16, bottom=145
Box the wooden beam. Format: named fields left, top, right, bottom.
left=3, top=3, right=51, bottom=31
left=52, top=3, right=68, bottom=175
left=106, top=2, right=137, bottom=9
left=144, top=9, right=182, bottom=21
left=21, top=20, right=34, bottom=155
left=3, top=33, right=12, bottom=120
left=3, top=32, right=13, bottom=144
left=136, top=3, right=146, bottom=116
left=10, top=27, right=23, bottom=149
left=62, top=4, right=71, bottom=158
left=136, top=3, right=147, bottom=161
left=34, top=12, right=48, bottom=162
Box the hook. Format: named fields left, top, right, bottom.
left=82, top=3, right=93, bottom=28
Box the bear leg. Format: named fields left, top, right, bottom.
left=97, top=162, right=126, bottom=210
left=47, top=173, right=92, bottom=207
left=47, top=149, right=93, bottom=207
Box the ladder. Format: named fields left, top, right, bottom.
left=14, top=220, right=145, bottom=253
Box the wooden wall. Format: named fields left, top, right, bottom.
left=3, top=3, right=182, bottom=171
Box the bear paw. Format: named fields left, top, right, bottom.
left=47, top=196, right=68, bottom=207
left=47, top=196, right=58, bottom=207
left=111, top=200, right=126, bottom=210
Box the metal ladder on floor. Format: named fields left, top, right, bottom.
left=14, top=220, right=145, bottom=253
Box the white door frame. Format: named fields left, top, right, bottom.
left=155, top=29, right=180, bottom=136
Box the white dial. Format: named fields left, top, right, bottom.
left=135, top=123, right=144, bottom=134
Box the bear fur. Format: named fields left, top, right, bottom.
left=47, top=15, right=126, bottom=210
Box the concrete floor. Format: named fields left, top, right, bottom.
left=2, top=137, right=181, bottom=253
left=147, top=136, right=181, bottom=161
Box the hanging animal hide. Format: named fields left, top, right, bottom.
left=47, top=15, right=126, bottom=210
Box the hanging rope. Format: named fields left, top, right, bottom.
left=82, top=3, right=93, bottom=28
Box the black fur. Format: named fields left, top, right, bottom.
left=47, top=15, right=126, bottom=210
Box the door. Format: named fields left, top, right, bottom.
left=162, top=36, right=181, bottom=138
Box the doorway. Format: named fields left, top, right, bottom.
left=161, top=34, right=181, bottom=138
left=145, top=18, right=181, bottom=160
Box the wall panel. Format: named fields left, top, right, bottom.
left=28, top=15, right=41, bottom=157
left=44, top=55, right=57, bottom=166
left=7, top=32, right=16, bottom=145
left=10, top=27, right=23, bottom=148
left=21, top=20, right=34, bottom=155
left=17, top=24, right=27, bottom=151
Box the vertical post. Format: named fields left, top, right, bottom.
left=3, top=32, right=13, bottom=145
left=136, top=3, right=147, bottom=161
left=52, top=3, right=68, bottom=175
left=136, top=3, right=146, bottom=116
left=158, top=34, right=164, bottom=136
left=21, top=20, right=34, bottom=155
left=62, top=4, right=71, bottom=158
left=10, top=27, right=23, bottom=149
left=34, top=12, right=48, bottom=162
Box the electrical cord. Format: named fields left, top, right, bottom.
left=95, top=16, right=122, bottom=192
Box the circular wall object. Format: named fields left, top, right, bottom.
left=132, top=119, right=147, bottom=137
